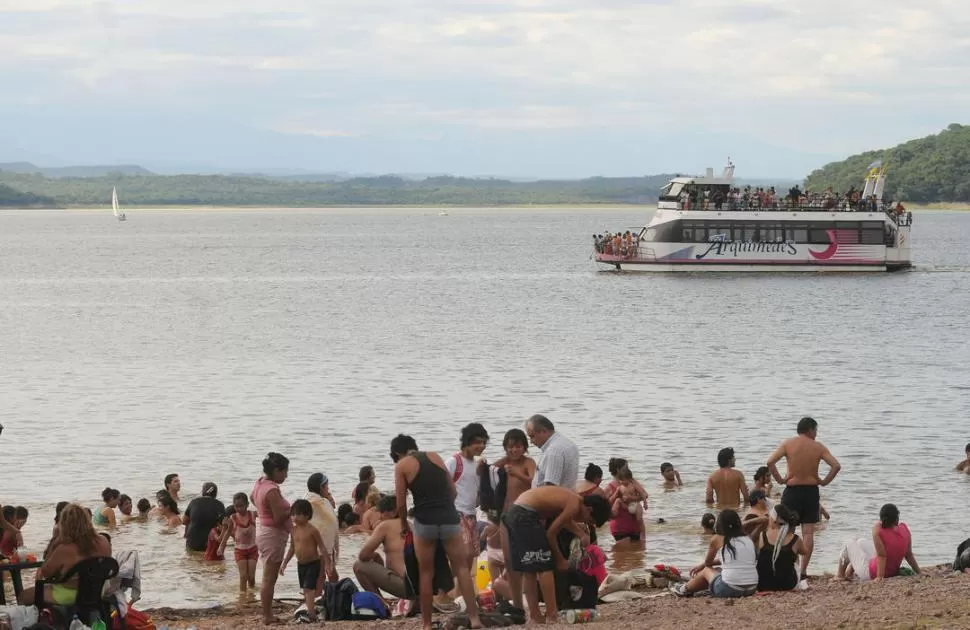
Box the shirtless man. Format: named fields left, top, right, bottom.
left=767, top=416, right=841, bottom=579
left=705, top=447, right=749, bottom=508
left=503, top=486, right=610, bottom=624
left=164, top=473, right=182, bottom=503
left=955, top=443, right=970, bottom=473
left=353, top=495, right=410, bottom=607
left=491, top=428, right=535, bottom=610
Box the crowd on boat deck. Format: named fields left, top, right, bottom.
left=5, top=417, right=970, bottom=629
left=592, top=231, right=639, bottom=256
left=679, top=184, right=910, bottom=218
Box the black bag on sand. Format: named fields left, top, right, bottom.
left=496, top=600, right=527, bottom=624
left=953, top=538, right=970, bottom=572
left=323, top=577, right=359, bottom=620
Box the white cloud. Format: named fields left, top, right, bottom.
left=1, top=0, right=969, bottom=173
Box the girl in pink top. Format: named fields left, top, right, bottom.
left=251, top=452, right=291, bottom=625
left=836, top=503, right=920, bottom=582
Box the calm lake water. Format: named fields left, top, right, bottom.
left=1, top=207, right=969, bottom=608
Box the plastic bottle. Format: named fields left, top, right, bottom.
left=560, top=609, right=598, bottom=624
left=91, top=619, right=107, bottom=630
left=68, top=616, right=88, bottom=630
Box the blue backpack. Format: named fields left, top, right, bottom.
left=350, top=590, right=389, bottom=620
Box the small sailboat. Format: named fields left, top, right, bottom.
left=438, top=210, right=449, bottom=216
left=112, top=187, right=126, bottom=222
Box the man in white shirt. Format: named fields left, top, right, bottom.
left=525, top=414, right=579, bottom=488
left=445, top=423, right=490, bottom=577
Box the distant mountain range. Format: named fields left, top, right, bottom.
left=0, top=161, right=153, bottom=178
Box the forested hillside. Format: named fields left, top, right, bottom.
left=0, top=172, right=674, bottom=207
left=805, top=124, right=970, bottom=202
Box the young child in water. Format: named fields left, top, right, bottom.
left=204, top=513, right=227, bottom=561
left=660, top=462, right=682, bottom=489
left=281, top=499, right=327, bottom=623
left=612, top=466, right=648, bottom=532
left=0, top=506, right=23, bottom=559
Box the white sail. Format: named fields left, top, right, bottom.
left=112, top=187, right=126, bottom=221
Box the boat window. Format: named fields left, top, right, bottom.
left=660, top=182, right=685, bottom=200
left=786, top=227, right=808, bottom=243
left=861, top=228, right=884, bottom=244
left=743, top=224, right=757, bottom=242
left=809, top=228, right=832, bottom=244
left=862, top=221, right=884, bottom=229
left=643, top=228, right=658, bottom=242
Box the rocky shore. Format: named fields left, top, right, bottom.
left=147, top=567, right=970, bottom=630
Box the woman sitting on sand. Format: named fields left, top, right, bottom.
left=670, top=509, right=758, bottom=598
left=835, top=503, right=920, bottom=582
left=755, top=505, right=807, bottom=591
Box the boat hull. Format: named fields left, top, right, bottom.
left=597, top=260, right=907, bottom=272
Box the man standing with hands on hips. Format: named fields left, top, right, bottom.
left=767, top=416, right=842, bottom=581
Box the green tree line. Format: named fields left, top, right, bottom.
left=805, top=124, right=970, bottom=202
left=0, top=183, right=55, bottom=207
left=0, top=172, right=675, bottom=207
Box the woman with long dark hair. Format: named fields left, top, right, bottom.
left=755, top=504, right=808, bottom=591
left=670, top=509, right=759, bottom=598
left=835, top=503, right=920, bottom=582
left=252, top=452, right=291, bottom=625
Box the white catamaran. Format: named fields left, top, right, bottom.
left=593, top=161, right=912, bottom=272
left=112, top=187, right=127, bottom=222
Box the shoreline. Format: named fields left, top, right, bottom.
left=144, top=567, right=970, bottom=629
left=2, top=203, right=970, bottom=212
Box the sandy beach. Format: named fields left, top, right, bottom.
left=145, top=567, right=970, bottom=629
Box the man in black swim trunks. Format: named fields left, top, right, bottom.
left=504, top=485, right=610, bottom=624
left=766, top=416, right=841, bottom=579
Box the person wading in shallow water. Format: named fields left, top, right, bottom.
left=767, top=416, right=841, bottom=579
left=706, top=448, right=749, bottom=508
left=164, top=473, right=182, bottom=503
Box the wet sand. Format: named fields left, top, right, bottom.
left=147, top=567, right=970, bottom=629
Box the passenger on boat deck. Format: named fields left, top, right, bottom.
left=661, top=462, right=682, bottom=489
left=955, top=443, right=970, bottom=473
left=706, top=447, right=749, bottom=509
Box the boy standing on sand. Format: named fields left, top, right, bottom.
left=281, top=499, right=328, bottom=623
left=446, top=423, right=490, bottom=581
left=491, top=429, right=536, bottom=610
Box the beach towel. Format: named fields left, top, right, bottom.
left=113, top=549, right=142, bottom=604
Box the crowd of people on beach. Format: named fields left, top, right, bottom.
left=3, top=418, right=970, bottom=629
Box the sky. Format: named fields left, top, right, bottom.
left=1, top=0, right=969, bottom=178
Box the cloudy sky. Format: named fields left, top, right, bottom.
left=1, top=0, right=968, bottom=177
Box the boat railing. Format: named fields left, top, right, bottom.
left=677, top=200, right=903, bottom=214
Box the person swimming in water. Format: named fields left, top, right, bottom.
left=661, top=462, right=682, bottom=489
